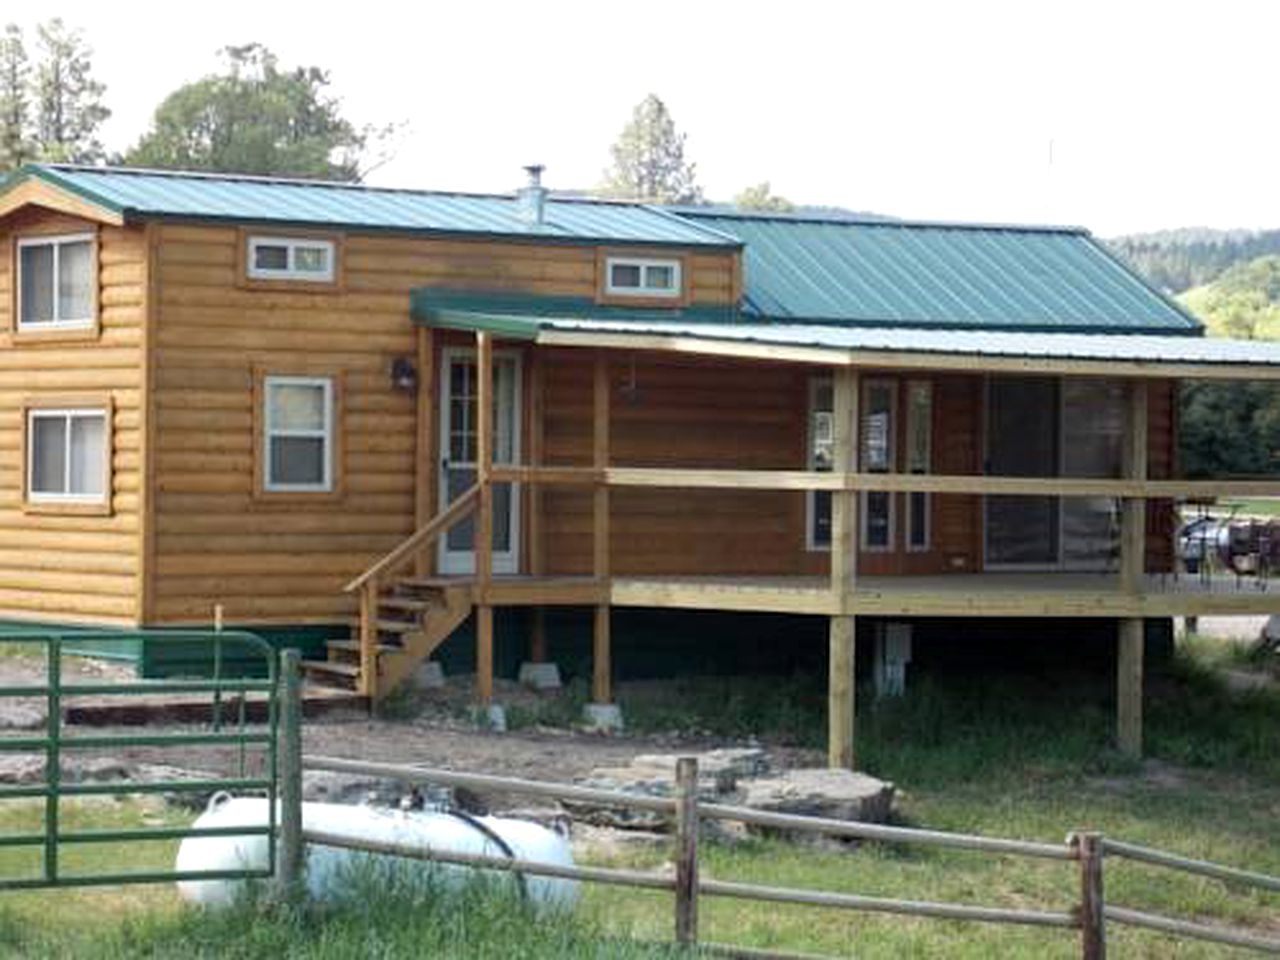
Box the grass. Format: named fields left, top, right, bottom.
left=0, top=638, right=1276, bottom=956
left=1217, top=497, right=1280, bottom=518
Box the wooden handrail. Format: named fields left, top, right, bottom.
left=488, top=464, right=1280, bottom=499
left=344, top=484, right=480, bottom=593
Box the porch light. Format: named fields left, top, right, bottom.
left=391, top=356, right=418, bottom=393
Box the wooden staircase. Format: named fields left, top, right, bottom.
left=303, top=577, right=474, bottom=695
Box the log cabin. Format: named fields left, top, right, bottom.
left=3, top=162, right=1280, bottom=764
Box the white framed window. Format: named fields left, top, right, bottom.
left=860, top=379, right=896, bottom=552
left=807, top=377, right=834, bottom=550
left=905, top=380, right=932, bottom=552
left=263, top=376, right=334, bottom=492
left=27, top=408, right=108, bottom=503
left=247, top=236, right=335, bottom=282
left=17, top=233, right=95, bottom=330
left=604, top=256, right=682, bottom=298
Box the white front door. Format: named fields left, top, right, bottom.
left=438, top=348, right=522, bottom=575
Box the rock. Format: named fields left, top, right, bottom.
left=567, top=750, right=750, bottom=830
left=0, top=703, right=45, bottom=730
left=302, top=770, right=451, bottom=809
left=517, top=662, right=562, bottom=690
left=628, top=748, right=769, bottom=791
left=738, top=768, right=895, bottom=837
left=582, top=703, right=624, bottom=732
left=414, top=661, right=446, bottom=689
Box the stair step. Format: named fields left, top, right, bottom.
left=380, top=596, right=435, bottom=613
left=396, top=577, right=472, bottom=593
left=326, top=639, right=402, bottom=655
left=302, top=660, right=360, bottom=679
left=376, top=619, right=420, bottom=634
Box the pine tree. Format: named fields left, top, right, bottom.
left=33, top=18, right=109, bottom=164
left=0, top=24, right=31, bottom=172
left=600, top=94, right=701, bottom=204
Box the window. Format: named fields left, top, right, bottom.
left=247, top=236, right=335, bottom=282
left=17, top=234, right=95, bottom=329
left=604, top=256, right=682, bottom=298
left=26, top=408, right=108, bottom=503
left=263, top=376, right=334, bottom=492
left=860, top=379, right=896, bottom=552
left=905, top=381, right=932, bottom=552
left=808, top=378, right=834, bottom=549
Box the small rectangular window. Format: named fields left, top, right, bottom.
left=247, top=237, right=335, bottom=282
left=17, top=234, right=95, bottom=329
left=264, top=376, right=333, bottom=492
left=27, top=409, right=108, bottom=502
left=605, top=256, right=682, bottom=298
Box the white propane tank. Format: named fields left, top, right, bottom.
left=175, top=794, right=577, bottom=911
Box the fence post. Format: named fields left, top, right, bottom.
left=1071, top=831, right=1106, bottom=960
left=675, top=756, right=700, bottom=947
left=277, top=648, right=304, bottom=903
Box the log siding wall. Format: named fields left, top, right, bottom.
left=0, top=210, right=147, bottom=625
left=148, top=226, right=738, bottom=625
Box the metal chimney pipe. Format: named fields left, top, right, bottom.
left=518, top=164, right=547, bottom=227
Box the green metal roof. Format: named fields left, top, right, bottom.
left=419, top=312, right=1280, bottom=371
left=680, top=211, right=1202, bottom=335
left=2, top=164, right=738, bottom=248
left=412, top=289, right=739, bottom=330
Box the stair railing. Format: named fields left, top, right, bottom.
left=343, top=483, right=481, bottom=698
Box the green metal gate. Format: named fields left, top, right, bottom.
left=0, top=631, right=279, bottom=890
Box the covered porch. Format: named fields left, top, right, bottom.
left=341, top=311, right=1280, bottom=766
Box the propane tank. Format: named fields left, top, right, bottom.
left=175, top=794, right=577, bottom=910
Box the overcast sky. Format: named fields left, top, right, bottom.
left=15, top=1, right=1279, bottom=235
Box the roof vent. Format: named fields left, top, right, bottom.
left=518, top=164, right=548, bottom=227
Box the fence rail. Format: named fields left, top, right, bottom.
left=295, top=740, right=1280, bottom=956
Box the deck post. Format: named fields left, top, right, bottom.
left=1120, top=380, right=1148, bottom=593
left=475, top=332, right=495, bottom=708
left=592, top=352, right=612, bottom=705
left=828, top=616, right=857, bottom=769
left=830, top=368, right=860, bottom=602
left=1116, top=618, right=1144, bottom=757
left=528, top=351, right=546, bottom=665
left=414, top=326, right=436, bottom=578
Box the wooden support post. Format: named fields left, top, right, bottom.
left=828, top=615, right=856, bottom=769
left=830, top=369, right=860, bottom=602
left=1116, top=618, right=1144, bottom=757
left=475, top=332, right=494, bottom=705
left=592, top=352, right=612, bottom=704
left=674, top=756, right=700, bottom=947
left=414, top=327, right=436, bottom=577
left=1071, top=831, right=1107, bottom=960
left=530, top=608, right=548, bottom=664
left=477, top=604, right=494, bottom=705
left=277, top=649, right=304, bottom=903
left=1120, top=381, right=1148, bottom=594
left=359, top=582, right=377, bottom=699
left=528, top=352, right=547, bottom=667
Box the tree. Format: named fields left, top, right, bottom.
left=600, top=94, right=701, bottom=204
left=125, top=44, right=391, bottom=181
left=32, top=18, right=109, bottom=164
left=734, top=181, right=794, bottom=213
left=0, top=24, right=31, bottom=172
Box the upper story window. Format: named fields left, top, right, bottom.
left=17, top=234, right=95, bottom=330
left=605, top=256, right=682, bottom=298
left=27, top=408, right=108, bottom=503
left=263, top=376, right=334, bottom=492
left=247, top=236, right=335, bottom=282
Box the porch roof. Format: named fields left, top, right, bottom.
left=416, top=306, right=1280, bottom=379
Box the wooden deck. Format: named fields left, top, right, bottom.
left=469, top=572, right=1280, bottom=618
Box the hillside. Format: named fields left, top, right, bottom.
left=1107, top=227, right=1280, bottom=294
left=1178, top=255, right=1280, bottom=340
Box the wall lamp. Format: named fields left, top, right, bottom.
left=391, top=356, right=418, bottom=393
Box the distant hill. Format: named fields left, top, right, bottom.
left=1178, top=255, right=1280, bottom=340
left=1106, top=228, right=1280, bottom=294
